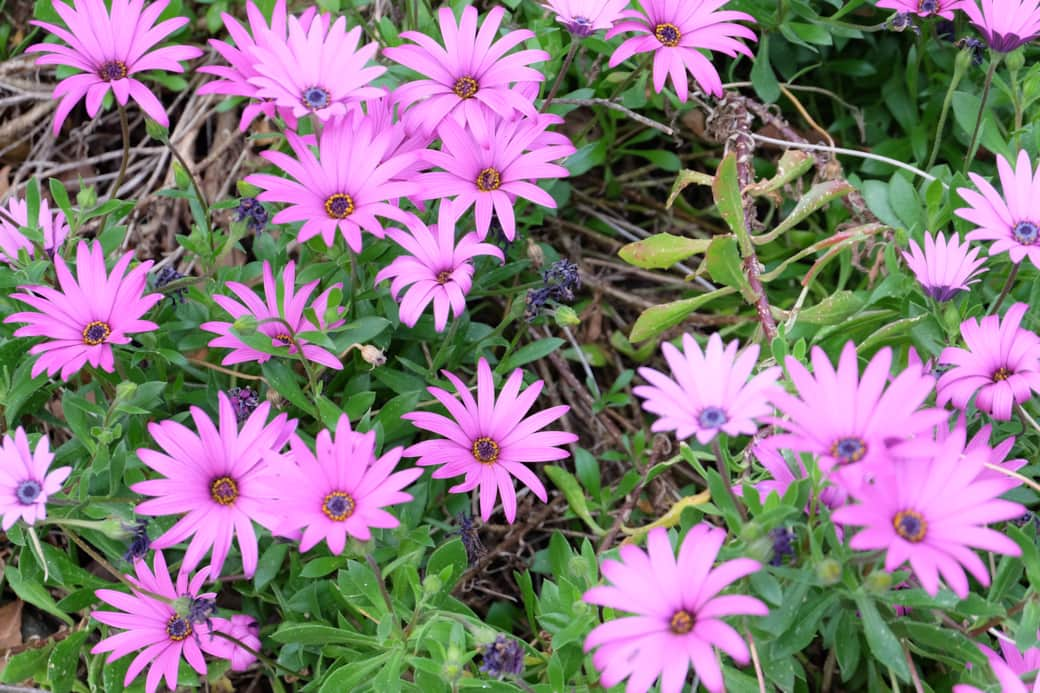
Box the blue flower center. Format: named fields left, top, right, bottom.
left=165, top=615, right=192, bottom=641
left=918, top=0, right=938, bottom=13
left=302, top=86, right=330, bottom=110
left=324, top=193, right=355, bottom=219
left=322, top=491, right=356, bottom=521
left=98, top=60, right=127, bottom=82
left=697, top=406, right=728, bottom=429
left=15, top=479, right=42, bottom=505
left=453, top=76, right=479, bottom=99
left=654, top=23, right=681, bottom=47
left=830, top=437, right=867, bottom=464
left=1013, top=221, right=1038, bottom=245
left=893, top=510, right=927, bottom=543
left=82, top=320, right=111, bottom=345
left=472, top=436, right=500, bottom=464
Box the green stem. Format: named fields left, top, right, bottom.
left=926, top=50, right=970, bottom=170
left=710, top=438, right=747, bottom=522
left=365, top=553, right=396, bottom=619
left=963, top=53, right=1002, bottom=174
left=542, top=41, right=579, bottom=112
left=110, top=106, right=130, bottom=203
left=987, top=262, right=1020, bottom=315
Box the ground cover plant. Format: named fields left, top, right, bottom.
left=2, top=0, right=1040, bottom=690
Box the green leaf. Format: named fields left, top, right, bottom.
left=498, top=338, right=565, bottom=372
left=667, top=168, right=714, bottom=208
left=261, top=360, right=316, bottom=416
left=6, top=566, right=73, bottom=625
left=854, top=594, right=909, bottom=682
left=270, top=623, right=379, bottom=648
left=712, top=154, right=748, bottom=252
left=300, top=556, right=343, bottom=578
left=544, top=465, right=605, bottom=535
left=47, top=630, right=89, bottom=693
left=747, top=149, right=814, bottom=196
left=318, top=653, right=391, bottom=693
left=899, top=622, right=988, bottom=668
left=796, top=291, right=865, bottom=326
left=756, top=180, right=854, bottom=243
left=629, top=286, right=736, bottom=342
left=427, top=538, right=468, bottom=587
left=1, top=641, right=55, bottom=684
left=705, top=236, right=752, bottom=298
left=618, top=233, right=711, bottom=269
left=750, top=35, right=780, bottom=103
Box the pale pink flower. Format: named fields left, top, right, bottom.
left=0, top=195, right=70, bottom=263
left=200, top=615, right=261, bottom=672
left=958, top=150, right=1040, bottom=270
left=962, top=0, right=1040, bottom=51
left=902, top=231, right=987, bottom=301
left=0, top=428, right=70, bottom=531
left=542, top=0, right=630, bottom=36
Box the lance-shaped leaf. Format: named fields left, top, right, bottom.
left=629, top=286, right=736, bottom=342
left=666, top=169, right=714, bottom=208
left=619, top=233, right=711, bottom=269
left=755, top=180, right=854, bottom=244
left=746, top=149, right=814, bottom=197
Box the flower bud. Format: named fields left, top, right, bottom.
left=1006, top=47, right=1025, bottom=74
left=815, top=558, right=842, bottom=585
left=232, top=314, right=257, bottom=334
left=115, top=381, right=138, bottom=402
left=360, top=344, right=386, bottom=367
left=865, top=570, right=892, bottom=594
left=553, top=305, right=580, bottom=327
left=422, top=574, right=443, bottom=596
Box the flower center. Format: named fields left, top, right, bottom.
left=669, top=609, right=694, bottom=635
left=322, top=491, right=356, bottom=521
left=472, top=436, right=500, bottom=464
left=453, top=76, right=479, bottom=99
left=98, top=60, right=128, bottom=82
left=274, top=333, right=293, bottom=346
left=15, top=479, right=42, bottom=505
left=917, top=0, right=939, bottom=13
left=165, top=615, right=193, bottom=642
left=697, top=406, right=728, bottom=429
left=302, top=86, right=330, bottom=110
left=993, top=366, right=1013, bottom=382
left=324, top=193, right=355, bottom=219
left=82, top=320, right=112, bottom=345
left=476, top=167, right=502, bottom=192
left=436, top=270, right=452, bottom=284
left=568, top=15, right=595, bottom=37
left=830, top=436, right=867, bottom=464
left=1012, top=221, right=1039, bottom=245
left=210, top=476, right=238, bottom=506
left=892, top=509, right=927, bottom=543
left=654, top=23, right=681, bottom=47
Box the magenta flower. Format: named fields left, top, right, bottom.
left=200, top=615, right=260, bottom=672
left=197, top=0, right=322, bottom=130
left=0, top=195, right=70, bottom=263
left=955, top=634, right=1040, bottom=693
left=958, top=150, right=1040, bottom=270
left=769, top=342, right=948, bottom=481
left=403, top=358, right=578, bottom=523
left=634, top=333, right=780, bottom=445
left=201, top=260, right=345, bottom=370
left=384, top=6, right=549, bottom=134
left=743, top=438, right=848, bottom=510
left=91, top=551, right=213, bottom=693
left=245, top=14, right=384, bottom=123
left=5, top=240, right=162, bottom=381
left=876, top=0, right=967, bottom=18
left=937, top=302, right=1040, bottom=420
left=421, top=111, right=574, bottom=241
left=263, top=415, right=421, bottom=554
left=28, top=0, right=202, bottom=134
left=542, top=0, right=630, bottom=36
left=246, top=114, right=419, bottom=251
left=832, top=437, right=1023, bottom=598
left=962, top=0, right=1040, bottom=51
left=583, top=525, right=767, bottom=693
left=607, top=0, right=756, bottom=100
left=0, top=428, right=70, bottom=531
left=131, top=391, right=296, bottom=578
left=375, top=210, right=503, bottom=331
left=902, top=231, right=986, bottom=301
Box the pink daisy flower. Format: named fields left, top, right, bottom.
left=956, top=633, right=1040, bottom=693
left=743, top=439, right=848, bottom=510
left=27, top=0, right=202, bottom=134
left=606, top=0, right=757, bottom=101
left=5, top=240, right=162, bottom=381
left=374, top=209, right=503, bottom=331
left=421, top=110, right=574, bottom=241
left=583, top=525, right=767, bottom=693
left=263, top=415, right=421, bottom=554
left=197, top=0, right=322, bottom=130
left=384, top=6, right=549, bottom=134
left=831, top=438, right=1023, bottom=598
left=634, top=333, right=781, bottom=445
left=902, top=231, right=986, bottom=301
left=0, top=195, right=70, bottom=263
left=962, top=0, right=1040, bottom=51
left=876, top=0, right=968, bottom=18
left=542, top=0, right=631, bottom=36
left=958, top=150, right=1040, bottom=270
left=769, top=342, right=948, bottom=481
left=403, top=357, right=578, bottom=523
left=91, top=551, right=213, bottom=693
left=131, top=391, right=296, bottom=578
left=201, top=260, right=345, bottom=371
left=200, top=614, right=260, bottom=672
left=937, top=302, right=1040, bottom=420
left=245, top=114, right=419, bottom=251
left=245, top=13, right=384, bottom=123
left=0, top=428, right=70, bottom=531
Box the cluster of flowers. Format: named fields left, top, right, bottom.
left=878, top=0, right=1040, bottom=53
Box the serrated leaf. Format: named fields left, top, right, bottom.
left=618, top=233, right=711, bottom=269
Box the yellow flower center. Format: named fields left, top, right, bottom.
left=669, top=609, right=694, bottom=634
left=210, top=476, right=238, bottom=506
left=476, top=167, right=502, bottom=192
left=324, top=193, right=355, bottom=219
left=453, top=76, right=479, bottom=99
left=322, top=491, right=356, bottom=521
left=654, top=23, right=681, bottom=47
left=82, top=321, right=112, bottom=346
left=471, top=436, right=500, bottom=464
left=892, top=509, right=927, bottom=543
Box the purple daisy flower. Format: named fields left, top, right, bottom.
left=421, top=110, right=574, bottom=241
left=606, top=0, right=757, bottom=100
left=245, top=13, right=385, bottom=123
left=542, top=0, right=630, bottom=36
left=403, top=357, right=578, bottom=523
left=769, top=342, right=949, bottom=481
left=200, top=260, right=345, bottom=371
left=831, top=437, right=1023, bottom=598
left=0, top=195, right=70, bottom=263
left=27, top=0, right=202, bottom=134
left=384, top=6, right=549, bottom=134
left=5, top=240, right=162, bottom=381
left=131, top=391, right=296, bottom=578
left=374, top=208, right=504, bottom=331
left=937, top=302, right=1040, bottom=420
left=876, top=0, right=968, bottom=18
left=583, top=525, right=767, bottom=693
left=0, top=428, right=70, bottom=531
left=263, top=415, right=422, bottom=554
left=200, top=614, right=261, bottom=672
left=962, top=0, right=1040, bottom=51
left=91, top=551, right=213, bottom=693
left=634, top=333, right=781, bottom=445
left=245, top=113, right=419, bottom=251
left=902, top=231, right=987, bottom=301
left=957, top=150, right=1040, bottom=270
left=956, top=633, right=1040, bottom=692
left=742, top=438, right=848, bottom=510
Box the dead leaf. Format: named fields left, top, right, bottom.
left=0, top=600, right=24, bottom=650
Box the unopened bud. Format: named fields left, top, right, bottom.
left=815, top=558, right=842, bottom=585
left=1006, top=47, right=1026, bottom=74
left=865, top=570, right=893, bottom=594
left=115, top=381, right=138, bottom=402
left=360, top=344, right=386, bottom=367
left=553, top=305, right=580, bottom=327
left=233, top=314, right=257, bottom=333
left=422, top=574, right=443, bottom=595
left=76, top=185, right=97, bottom=209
